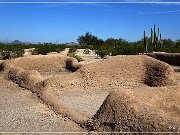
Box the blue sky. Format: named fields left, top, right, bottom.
left=0, top=0, right=180, bottom=43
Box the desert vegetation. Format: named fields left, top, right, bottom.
left=0, top=43, right=66, bottom=59
left=67, top=47, right=84, bottom=62
left=0, top=26, right=180, bottom=60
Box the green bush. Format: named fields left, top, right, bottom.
left=74, top=55, right=84, bottom=62
left=95, top=49, right=109, bottom=58
left=0, top=44, right=24, bottom=60
left=0, top=50, right=11, bottom=60
left=67, top=53, right=83, bottom=62
left=68, top=47, right=77, bottom=53
left=32, top=44, right=66, bottom=55
left=0, top=43, right=66, bottom=59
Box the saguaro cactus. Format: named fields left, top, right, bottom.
left=151, top=28, right=153, bottom=45
left=143, top=31, right=148, bottom=53
left=151, top=24, right=163, bottom=51
left=143, top=24, right=163, bottom=53
left=159, top=33, right=163, bottom=49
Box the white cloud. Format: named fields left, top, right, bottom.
left=152, top=9, right=180, bottom=14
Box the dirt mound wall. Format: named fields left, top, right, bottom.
left=7, top=65, right=43, bottom=91
left=76, top=55, right=145, bottom=88
left=0, top=55, right=176, bottom=126
left=1, top=55, right=174, bottom=91
left=144, top=57, right=175, bottom=86
left=0, top=55, right=81, bottom=88
left=40, top=55, right=175, bottom=124
left=0, top=54, right=84, bottom=124
left=3, top=54, right=80, bottom=73
left=66, top=57, right=82, bottom=72
left=147, top=52, right=180, bottom=66
left=92, top=87, right=180, bottom=132
left=45, top=55, right=175, bottom=90
left=37, top=85, right=88, bottom=124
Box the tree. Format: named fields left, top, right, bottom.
left=175, top=39, right=180, bottom=47
left=174, top=39, right=180, bottom=53
left=161, top=39, right=174, bottom=52
left=77, top=32, right=103, bottom=46
left=105, top=38, right=119, bottom=47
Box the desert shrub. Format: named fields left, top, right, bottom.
left=0, top=50, right=11, bottom=60
left=0, top=50, right=24, bottom=60
left=74, top=55, right=84, bottom=62
left=0, top=44, right=24, bottom=60
left=95, top=38, right=136, bottom=58
left=32, top=44, right=66, bottom=55
left=67, top=53, right=75, bottom=57
left=69, top=47, right=77, bottom=53
left=95, top=45, right=110, bottom=58
left=67, top=46, right=84, bottom=62
left=96, top=50, right=109, bottom=58
left=67, top=53, right=83, bottom=62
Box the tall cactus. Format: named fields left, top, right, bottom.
left=143, top=24, right=163, bottom=53
left=151, top=24, right=163, bottom=51
left=143, top=31, right=148, bottom=53
left=151, top=28, right=153, bottom=45
left=159, top=33, right=163, bottom=49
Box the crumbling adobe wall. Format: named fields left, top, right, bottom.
left=147, top=52, right=180, bottom=66
left=92, top=87, right=180, bottom=132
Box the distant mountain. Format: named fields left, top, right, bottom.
left=12, top=40, right=22, bottom=44
left=11, top=40, right=31, bottom=45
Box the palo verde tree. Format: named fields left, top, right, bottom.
left=77, top=32, right=103, bottom=46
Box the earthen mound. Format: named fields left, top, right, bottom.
left=40, top=55, right=175, bottom=123
left=44, top=55, right=175, bottom=90
left=0, top=55, right=177, bottom=126
left=92, top=87, right=180, bottom=132
left=7, top=65, right=43, bottom=91
left=0, top=54, right=85, bottom=123
left=1, top=54, right=80, bottom=73
left=147, top=52, right=180, bottom=66
left=144, top=56, right=175, bottom=86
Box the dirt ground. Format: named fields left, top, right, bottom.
left=0, top=55, right=180, bottom=133
left=0, top=75, right=86, bottom=133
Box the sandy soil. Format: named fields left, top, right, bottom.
left=0, top=75, right=85, bottom=133
left=75, top=49, right=100, bottom=61
left=56, top=88, right=111, bottom=118
left=172, top=66, right=180, bottom=86
left=0, top=54, right=180, bottom=133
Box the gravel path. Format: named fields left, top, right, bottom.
left=0, top=76, right=85, bottom=133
